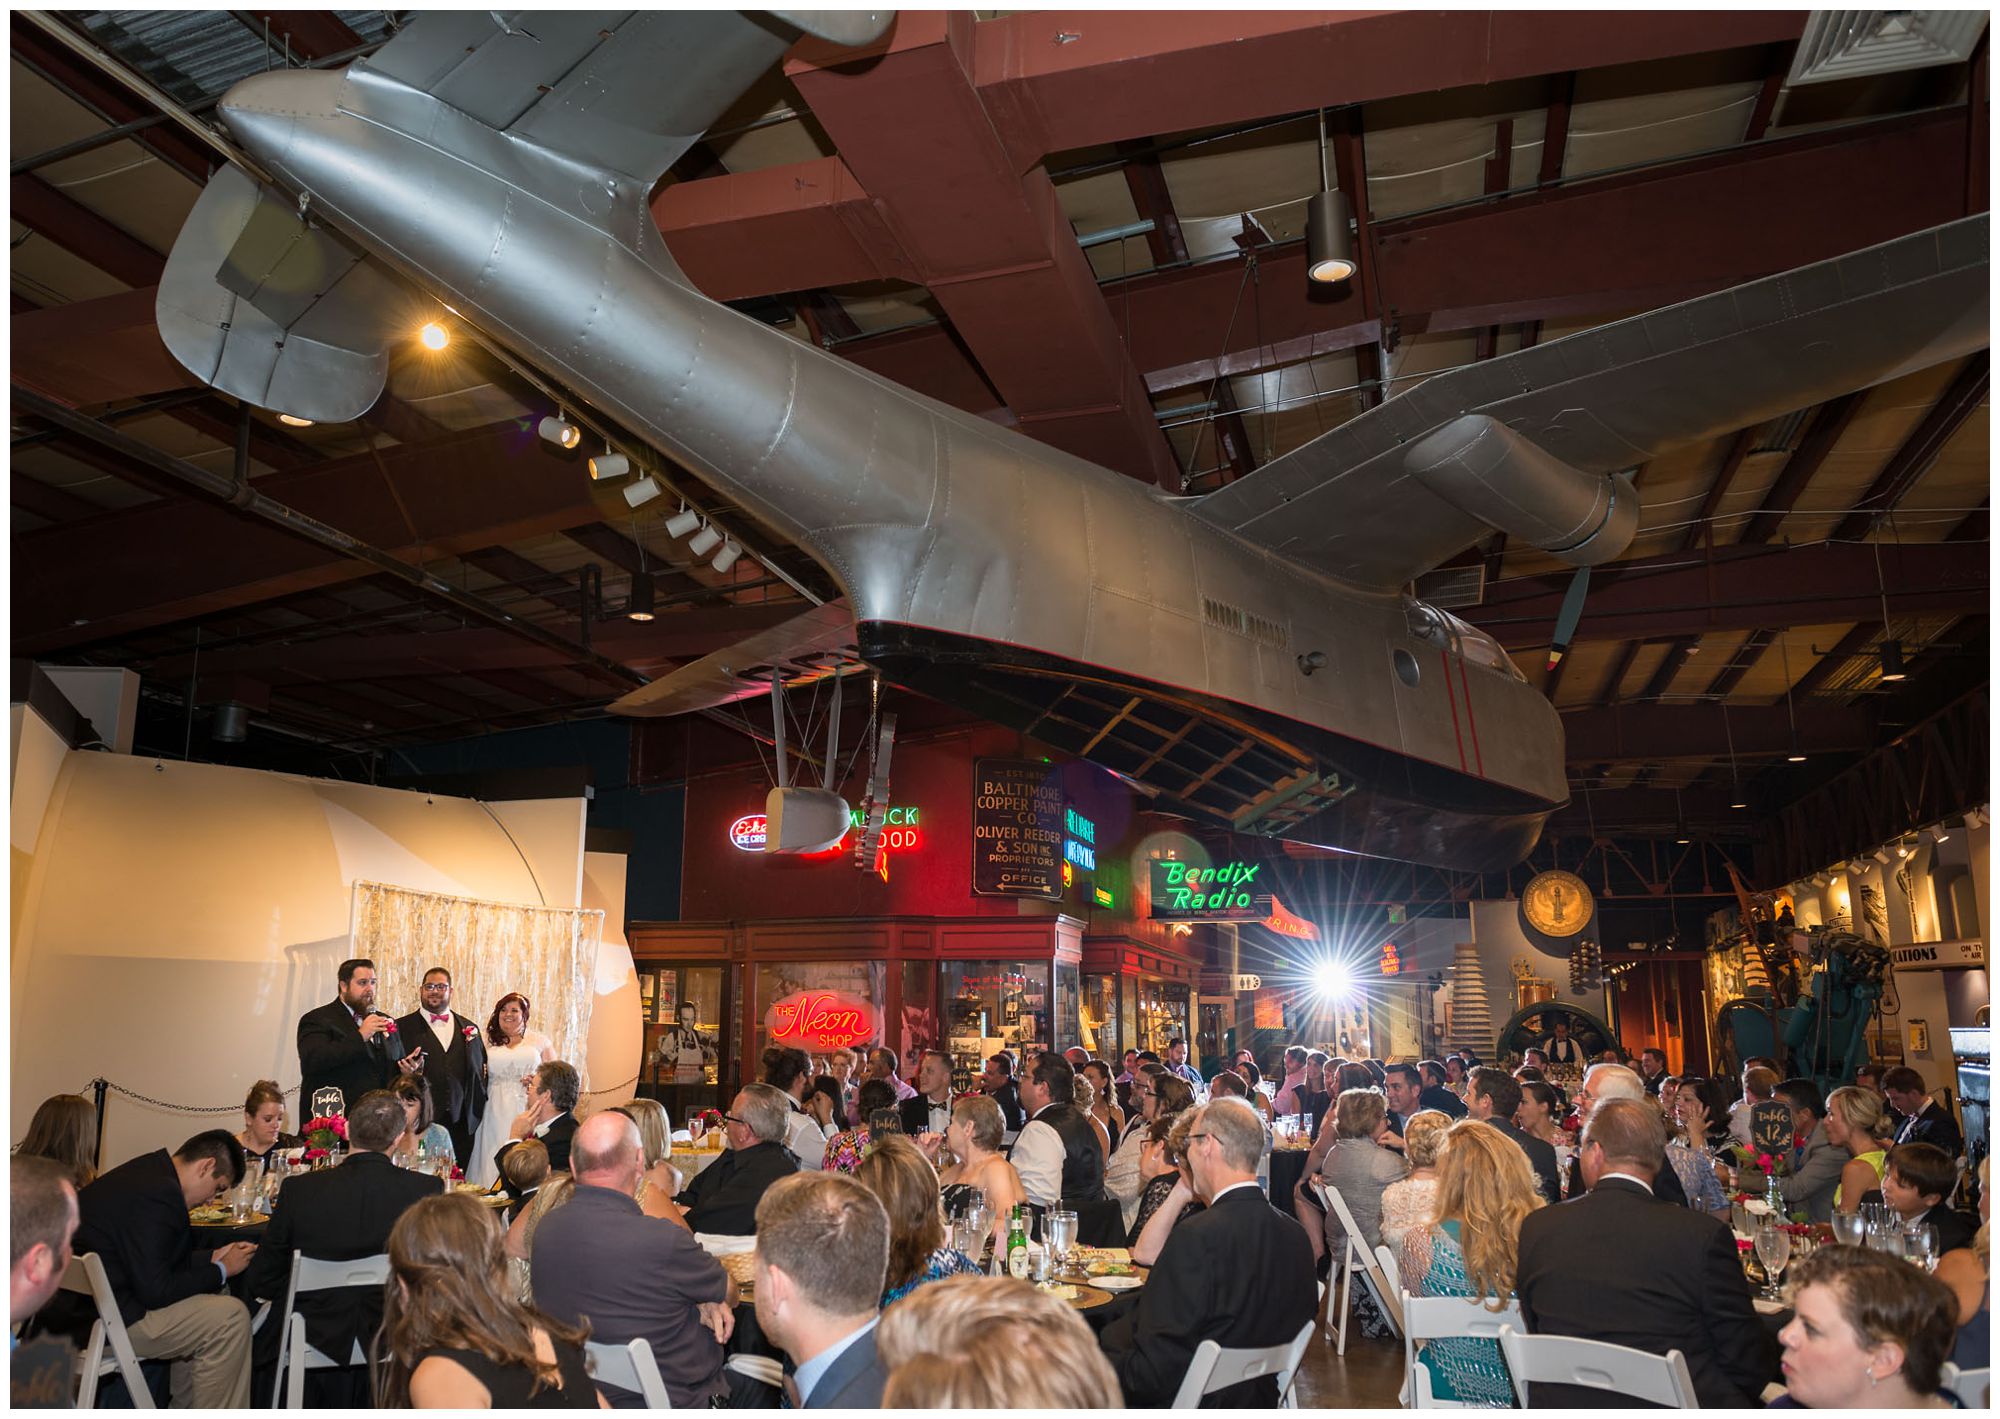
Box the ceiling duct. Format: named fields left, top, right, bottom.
left=1787, top=11, right=1989, bottom=86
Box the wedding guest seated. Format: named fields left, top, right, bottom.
left=501, top=1139, right=550, bottom=1224
left=532, top=1111, right=733, bottom=1407
left=823, top=1079, right=900, bottom=1174
left=1012, top=1052, right=1106, bottom=1212
left=936, top=1096, right=1024, bottom=1252
left=1399, top=1119, right=1544, bottom=1406
left=896, top=1050, right=957, bottom=1144
left=505, top=1172, right=574, bottom=1306
left=675, top=1083, right=800, bottom=1234
left=879, top=1275, right=1121, bottom=1407
left=376, top=1192, right=600, bottom=1409
left=978, top=1051, right=1027, bottom=1133
left=857, top=1134, right=981, bottom=1305
left=608, top=1099, right=687, bottom=1225
left=1567, top=1063, right=1693, bottom=1207
left=1317, top=1087, right=1408, bottom=1259
left=11, top=1155, right=79, bottom=1327
left=1772, top=1244, right=1961, bottom=1408
left=1761, top=1078, right=1846, bottom=1223
left=1933, top=1157, right=1988, bottom=1370
left=1731, top=1062, right=1781, bottom=1146
left=766, top=1045, right=832, bottom=1170
left=753, top=1172, right=893, bottom=1408
left=392, top=1073, right=457, bottom=1168
left=1128, top=1111, right=1200, bottom=1259
left=1517, top=1098, right=1771, bottom=1407
left=59, top=1130, right=255, bottom=1408
left=1379, top=1110, right=1450, bottom=1251
left=1081, top=1059, right=1125, bottom=1151
left=1073, top=1074, right=1115, bottom=1155
left=1099, top=1098, right=1317, bottom=1406
left=235, top=1080, right=299, bottom=1168
left=1671, top=1075, right=1736, bottom=1154
left=1884, top=1066, right=1964, bottom=1156
left=1875, top=1142, right=1976, bottom=1254
left=1418, top=1060, right=1469, bottom=1119
left=1108, top=1067, right=1187, bottom=1233
left=805, top=1074, right=848, bottom=1134
left=246, top=1089, right=444, bottom=1405
left=16, top=1093, right=98, bottom=1188
left=498, top=1061, right=580, bottom=1183
left=1822, top=1084, right=1894, bottom=1215
left=1465, top=1068, right=1560, bottom=1203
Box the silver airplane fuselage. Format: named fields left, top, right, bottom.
left=216, top=65, right=1565, bottom=870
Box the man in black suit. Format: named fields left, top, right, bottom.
left=11, top=1155, right=79, bottom=1327
left=393, top=965, right=488, bottom=1165
left=1418, top=1060, right=1469, bottom=1119
left=753, top=1171, right=890, bottom=1408
left=297, top=957, right=422, bottom=1117
left=1100, top=1097, right=1318, bottom=1406
left=1516, top=1098, right=1772, bottom=1407
left=676, top=1083, right=801, bottom=1234
left=898, top=1050, right=956, bottom=1138
left=533, top=1112, right=734, bottom=1407
left=1542, top=1015, right=1586, bottom=1069
left=61, top=1131, right=256, bottom=1408
left=978, top=1052, right=1026, bottom=1132
left=1563, top=1063, right=1691, bottom=1208
left=1466, top=1068, right=1561, bottom=1203
left=1883, top=1066, right=1964, bottom=1156
left=496, top=1060, right=580, bottom=1186
left=245, top=1090, right=442, bottom=1404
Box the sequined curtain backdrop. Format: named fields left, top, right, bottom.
left=352, top=881, right=604, bottom=1088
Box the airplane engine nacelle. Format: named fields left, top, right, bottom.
left=764, top=786, right=851, bottom=855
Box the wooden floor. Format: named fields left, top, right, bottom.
left=1292, top=1322, right=1406, bottom=1409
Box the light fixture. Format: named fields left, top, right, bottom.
left=664, top=504, right=701, bottom=539
left=1879, top=638, right=1907, bottom=682
left=1848, top=858, right=1868, bottom=875
left=1927, top=824, right=1950, bottom=844
left=1812, top=871, right=1831, bottom=888
left=711, top=540, right=743, bottom=574
left=688, top=522, right=722, bottom=557
left=622, top=475, right=661, bottom=509
left=1895, top=838, right=1913, bottom=859
left=1673, top=787, right=1690, bottom=844
left=418, top=320, right=450, bottom=351
left=1873, top=847, right=1891, bottom=865
left=589, top=449, right=630, bottom=481
left=626, top=570, right=655, bottom=621
left=212, top=703, right=249, bottom=742
left=1305, top=110, right=1358, bottom=285
left=1778, top=635, right=1807, bottom=760
left=276, top=412, right=314, bottom=428
left=1310, top=958, right=1355, bottom=1000
left=538, top=414, right=581, bottom=450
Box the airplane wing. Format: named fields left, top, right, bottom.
left=364, top=10, right=893, bottom=184
left=608, top=598, right=857, bottom=717
left=1191, top=215, right=1989, bottom=591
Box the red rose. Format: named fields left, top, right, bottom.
left=463, top=1024, right=478, bottom=1039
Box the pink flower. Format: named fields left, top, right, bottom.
left=462, top=1024, right=478, bottom=1040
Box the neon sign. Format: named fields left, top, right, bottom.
left=767, top=989, right=877, bottom=1049
left=1094, top=886, right=1114, bottom=908
left=1063, top=807, right=1097, bottom=870
left=729, top=807, right=921, bottom=854
left=1148, top=860, right=1271, bottom=920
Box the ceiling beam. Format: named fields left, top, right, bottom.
left=10, top=286, right=186, bottom=405
left=232, top=12, right=364, bottom=63
left=10, top=172, right=165, bottom=287
left=1682, top=427, right=1756, bottom=553
left=1736, top=394, right=1865, bottom=545
left=1117, top=140, right=1190, bottom=267
left=9, top=15, right=217, bottom=184
left=1790, top=622, right=1882, bottom=699
left=1595, top=641, right=1645, bottom=708
left=562, top=523, right=721, bottom=606
left=12, top=472, right=101, bottom=524
left=1537, top=72, right=1575, bottom=186
left=1471, top=540, right=1987, bottom=651
left=1832, top=352, right=1990, bottom=541
left=1701, top=628, right=1778, bottom=700
left=1744, top=40, right=1797, bottom=142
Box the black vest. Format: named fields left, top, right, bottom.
left=1040, top=1102, right=1105, bottom=1202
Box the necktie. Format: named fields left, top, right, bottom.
left=781, top=1375, right=801, bottom=1409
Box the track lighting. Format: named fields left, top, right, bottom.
left=1927, top=824, right=1949, bottom=844
left=622, top=475, right=661, bottom=508
left=418, top=320, right=449, bottom=351
left=589, top=450, right=630, bottom=481
left=664, top=504, right=701, bottom=539
left=711, top=540, right=744, bottom=574
left=539, top=414, right=581, bottom=450
left=688, top=522, right=722, bottom=557
left=276, top=413, right=314, bottom=427
left=1873, top=847, right=1891, bottom=865
left=1848, top=858, right=1869, bottom=875
left=1879, top=639, right=1907, bottom=682
left=1895, top=838, right=1913, bottom=859
left=1812, top=872, right=1831, bottom=888
left=626, top=570, right=655, bottom=621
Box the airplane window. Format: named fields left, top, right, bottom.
left=1404, top=603, right=1450, bottom=649
left=1393, top=648, right=1421, bottom=688
left=1440, top=610, right=1527, bottom=683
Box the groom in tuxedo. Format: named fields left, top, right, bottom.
left=394, top=966, right=489, bottom=1164
left=298, top=958, right=423, bottom=1116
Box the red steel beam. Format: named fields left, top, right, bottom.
left=1538, top=73, right=1575, bottom=187
left=11, top=286, right=187, bottom=405
left=1470, top=540, right=1988, bottom=650
left=233, top=12, right=364, bottom=63
left=1791, top=623, right=1882, bottom=699
left=1832, top=352, right=1990, bottom=541
left=1736, top=394, right=1864, bottom=545
left=11, top=173, right=165, bottom=288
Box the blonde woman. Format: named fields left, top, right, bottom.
left=1823, top=1085, right=1894, bottom=1214
left=878, top=1274, right=1121, bottom=1407
left=1378, top=1110, right=1451, bottom=1252
left=503, top=1171, right=575, bottom=1305
left=611, top=1100, right=688, bottom=1227
left=1399, top=1119, right=1545, bottom=1406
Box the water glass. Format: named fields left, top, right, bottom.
left=1754, top=1220, right=1792, bottom=1301
left=1830, top=1210, right=1866, bottom=1247
left=1048, top=1210, right=1078, bottom=1272
left=1904, top=1222, right=1940, bottom=1272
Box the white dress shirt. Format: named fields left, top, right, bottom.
left=787, top=1107, right=828, bottom=1170
left=1010, top=1103, right=1067, bottom=1209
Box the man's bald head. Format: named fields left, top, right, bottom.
left=570, top=1110, right=644, bottom=1191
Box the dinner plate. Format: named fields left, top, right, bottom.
left=1089, top=1274, right=1143, bottom=1292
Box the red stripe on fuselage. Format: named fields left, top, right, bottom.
left=1456, top=652, right=1486, bottom=777
left=1440, top=649, right=1468, bottom=772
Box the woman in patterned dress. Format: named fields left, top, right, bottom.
left=858, top=1134, right=983, bottom=1305
left=820, top=1078, right=900, bottom=1173
left=1399, top=1119, right=1546, bottom=1406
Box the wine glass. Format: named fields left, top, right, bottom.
left=1830, top=1210, right=1866, bottom=1247
left=1754, top=1219, right=1793, bottom=1302
left=1048, top=1210, right=1078, bottom=1276
left=1904, top=1222, right=1940, bottom=1272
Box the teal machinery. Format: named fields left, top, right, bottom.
left=1716, top=928, right=1890, bottom=1100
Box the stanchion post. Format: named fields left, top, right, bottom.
left=91, top=1077, right=109, bottom=1168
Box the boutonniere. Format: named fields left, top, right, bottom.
left=463, top=1024, right=478, bottom=1040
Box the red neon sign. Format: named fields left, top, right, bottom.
left=729, top=813, right=922, bottom=855
left=767, top=989, right=877, bottom=1049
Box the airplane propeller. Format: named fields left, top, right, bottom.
left=1545, top=564, right=1592, bottom=670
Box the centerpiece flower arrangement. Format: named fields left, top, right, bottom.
left=301, top=1113, right=347, bottom=1164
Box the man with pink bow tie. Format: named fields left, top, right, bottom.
left=394, top=966, right=489, bottom=1165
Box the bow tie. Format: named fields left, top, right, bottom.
left=429, top=1012, right=449, bottom=1023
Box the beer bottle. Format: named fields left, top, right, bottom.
left=1006, top=1204, right=1029, bottom=1279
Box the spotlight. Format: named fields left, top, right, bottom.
left=538, top=415, right=581, bottom=450
left=276, top=413, right=314, bottom=428
left=1305, top=189, right=1358, bottom=284
left=664, top=505, right=701, bottom=539
left=1731, top=796, right=1748, bottom=809
left=1879, top=639, right=1907, bottom=682
left=688, top=522, right=722, bottom=557
left=1310, top=959, right=1355, bottom=1000
left=589, top=450, right=630, bottom=481
left=626, top=571, right=655, bottom=622
left=622, top=475, right=661, bottom=509
left=1872, top=847, right=1891, bottom=865
left=711, top=540, right=743, bottom=574
left=1895, top=839, right=1912, bottom=859
left=418, top=321, right=449, bottom=351
left=1787, top=749, right=1807, bottom=763
left=212, top=702, right=249, bottom=742
left=1848, top=858, right=1869, bottom=875
left=1927, top=824, right=1950, bottom=844
left=1812, top=872, right=1831, bottom=888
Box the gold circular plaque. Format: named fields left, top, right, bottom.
left=1520, top=869, right=1594, bottom=942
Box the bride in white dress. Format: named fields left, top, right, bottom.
left=469, top=992, right=554, bottom=1187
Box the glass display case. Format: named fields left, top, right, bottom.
left=1081, top=974, right=1121, bottom=1059
left=1136, top=979, right=1191, bottom=1054
left=640, top=963, right=729, bottom=1114
left=941, top=960, right=1049, bottom=1092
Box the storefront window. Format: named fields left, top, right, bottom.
left=641, top=963, right=729, bottom=1118
left=751, top=961, right=888, bottom=1069
left=1055, top=961, right=1080, bottom=1056
left=1081, top=974, right=1120, bottom=1059
left=941, top=960, right=1050, bottom=1089
left=1136, top=979, right=1191, bottom=1054
left=899, top=960, right=936, bottom=1068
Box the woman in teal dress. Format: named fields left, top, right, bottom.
left=1399, top=1119, right=1547, bottom=1407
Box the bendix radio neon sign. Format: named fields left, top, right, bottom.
left=728, top=806, right=922, bottom=854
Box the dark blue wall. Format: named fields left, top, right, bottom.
left=395, top=719, right=683, bottom=924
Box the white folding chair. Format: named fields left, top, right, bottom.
left=1941, top=1362, right=1990, bottom=1409
left=586, top=1337, right=671, bottom=1409
left=1310, top=1178, right=1402, bottom=1354
left=1169, top=1319, right=1316, bottom=1408
left=60, top=1253, right=154, bottom=1409
left=1397, top=1289, right=1523, bottom=1409
left=1496, top=1324, right=1698, bottom=1409
left=271, top=1251, right=391, bottom=1408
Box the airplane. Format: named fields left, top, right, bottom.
left=153, top=10, right=1989, bottom=873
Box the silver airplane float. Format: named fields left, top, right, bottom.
left=155, top=11, right=1989, bottom=872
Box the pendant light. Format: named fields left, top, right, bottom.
left=1872, top=540, right=1906, bottom=681
left=626, top=515, right=655, bottom=621
left=1778, top=635, right=1806, bottom=762
left=1306, top=109, right=1358, bottom=285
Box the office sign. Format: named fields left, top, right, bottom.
left=972, top=759, right=1064, bottom=900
